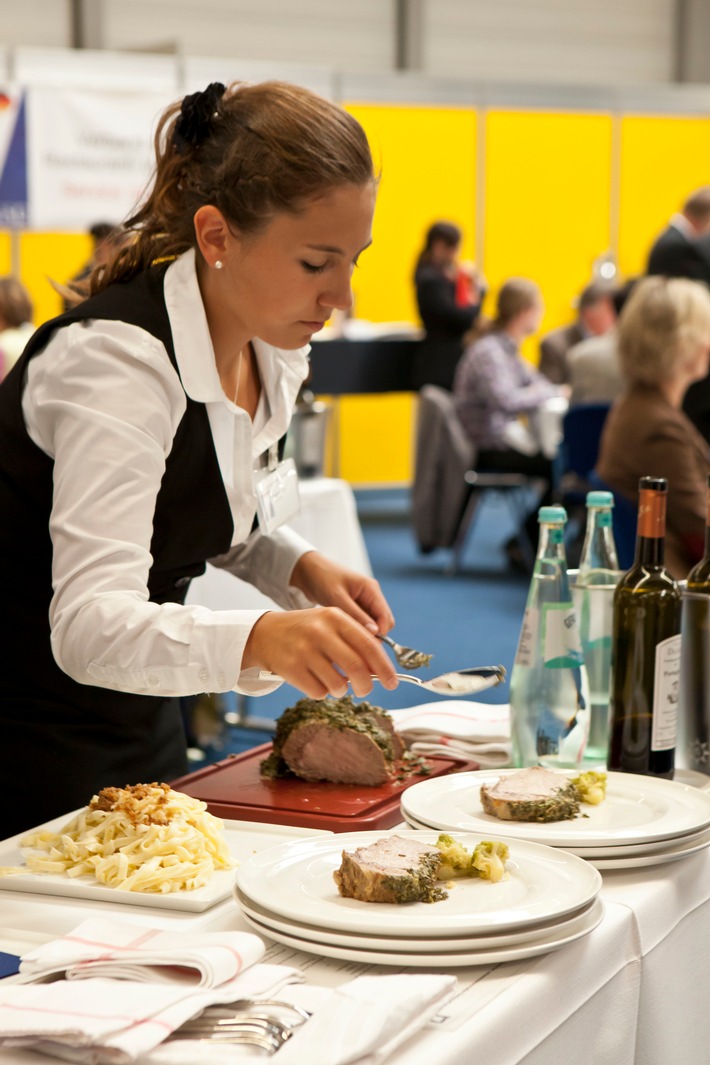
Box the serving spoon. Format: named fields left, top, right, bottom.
left=258, top=665, right=506, bottom=696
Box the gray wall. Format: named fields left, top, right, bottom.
left=0, top=0, right=697, bottom=88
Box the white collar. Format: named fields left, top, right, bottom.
left=163, top=248, right=310, bottom=406
left=671, top=213, right=695, bottom=240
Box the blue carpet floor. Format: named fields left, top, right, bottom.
left=190, top=487, right=532, bottom=766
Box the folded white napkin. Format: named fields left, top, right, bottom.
left=0, top=964, right=303, bottom=1064
left=18, top=918, right=265, bottom=988
left=146, top=972, right=457, bottom=1065
left=389, top=701, right=512, bottom=768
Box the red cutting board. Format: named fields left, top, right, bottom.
left=171, top=744, right=478, bottom=832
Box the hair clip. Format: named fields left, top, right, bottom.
left=174, top=82, right=226, bottom=154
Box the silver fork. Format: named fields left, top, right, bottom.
left=377, top=633, right=433, bottom=670
left=166, top=999, right=310, bottom=1053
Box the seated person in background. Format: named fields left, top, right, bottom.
left=453, top=277, right=562, bottom=568
left=0, top=276, right=34, bottom=380
left=646, top=186, right=710, bottom=284
left=539, top=279, right=617, bottom=386
left=411, top=220, right=485, bottom=391
left=596, top=275, right=710, bottom=579
left=567, top=278, right=638, bottom=407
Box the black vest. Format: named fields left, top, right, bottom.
left=0, top=266, right=236, bottom=834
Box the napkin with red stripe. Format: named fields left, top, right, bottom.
left=18, top=917, right=264, bottom=988
left=0, top=965, right=302, bottom=1064
left=388, top=700, right=512, bottom=768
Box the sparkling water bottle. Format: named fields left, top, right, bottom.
left=574, top=491, right=621, bottom=765
left=510, top=505, right=590, bottom=768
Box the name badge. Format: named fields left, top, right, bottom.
left=254, top=457, right=301, bottom=533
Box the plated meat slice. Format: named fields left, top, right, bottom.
left=334, top=835, right=446, bottom=903
left=480, top=766, right=581, bottom=823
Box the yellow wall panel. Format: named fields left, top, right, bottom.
left=483, top=111, right=613, bottom=363
left=618, top=115, right=710, bottom=279
left=344, top=103, right=477, bottom=326
left=18, top=232, right=91, bottom=326
left=335, top=393, right=415, bottom=485
left=0, top=233, right=12, bottom=276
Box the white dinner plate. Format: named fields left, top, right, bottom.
left=239, top=896, right=605, bottom=968
left=589, top=828, right=710, bottom=869
left=0, top=813, right=331, bottom=912
left=402, top=811, right=710, bottom=859
left=235, top=829, right=601, bottom=936
left=235, top=885, right=600, bottom=952
left=400, top=770, right=710, bottom=847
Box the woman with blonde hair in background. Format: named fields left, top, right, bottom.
left=0, top=79, right=399, bottom=837
left=596, top=275, right=710, bottom=579
left=453, top=277, right=562, bottom=569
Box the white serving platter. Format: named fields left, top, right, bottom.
left=0, top=813, right=331, bottom=912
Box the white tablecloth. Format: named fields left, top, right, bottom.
left=185, top=476, right=372, bottom=614
left=2, top=805, right=710, bottom=1065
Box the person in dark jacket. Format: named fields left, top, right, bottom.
left=0, top=80, right=398, bottom=837
left=646, top=186, right=710, bottom=284
left=411, top=220, right=485, bottom=390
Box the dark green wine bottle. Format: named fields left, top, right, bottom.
left=678, top=475, right=710, bottom=772
left=608, top=477, right=681, bottom=778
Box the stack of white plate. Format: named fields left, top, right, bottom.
left=400, top=770, right=710, bottom=870
left=235, top=829, right=603, bottom=967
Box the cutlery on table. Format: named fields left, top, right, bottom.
left=167, top=999, right=310, bottom=1053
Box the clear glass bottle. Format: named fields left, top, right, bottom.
left=575, top=491, right=621, bottom=765
left=510, top=505, right=591, bottom=768
left=678, top=475, right=710, bottom=774
left=608, top=477, right=681, bottom=779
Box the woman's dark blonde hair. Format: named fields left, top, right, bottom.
left=617, top=275, right=710, bottom=385
left=466, top=276, right=540, bottom=342
left=0, top=276, right=33, bottom=328
left=87, top=80, right=374, bottom=296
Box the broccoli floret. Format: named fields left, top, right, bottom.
left=570, top=771, right=607, bottom=806
left=472, top=840, right=510, bottom=883
left=434, top=833, right=474, bottom=879
left=435, top=834, right=509, bottom=883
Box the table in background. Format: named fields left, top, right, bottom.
left=186, top=476, right=372, bottom=616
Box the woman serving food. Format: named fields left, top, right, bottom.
left=0, top=80, right=398, bottom=837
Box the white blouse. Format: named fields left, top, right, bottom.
left=21, top=249, right=313, bottom=698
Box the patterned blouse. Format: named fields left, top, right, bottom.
left=453, top=330, right=557, bottom=450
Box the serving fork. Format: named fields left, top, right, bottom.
left=377, top=633, right=433, bottom=670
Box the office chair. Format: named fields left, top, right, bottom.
left=412, top=385, right=542, bottom=575
left=557, top=402, right=611, bottom=506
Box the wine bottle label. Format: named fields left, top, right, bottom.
left=651, top=633, right=681, bottom=751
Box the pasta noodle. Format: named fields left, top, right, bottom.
left=18, top=783, right=235, bottom=893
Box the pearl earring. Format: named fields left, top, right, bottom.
left=214, top=259, right=223, bottom=270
